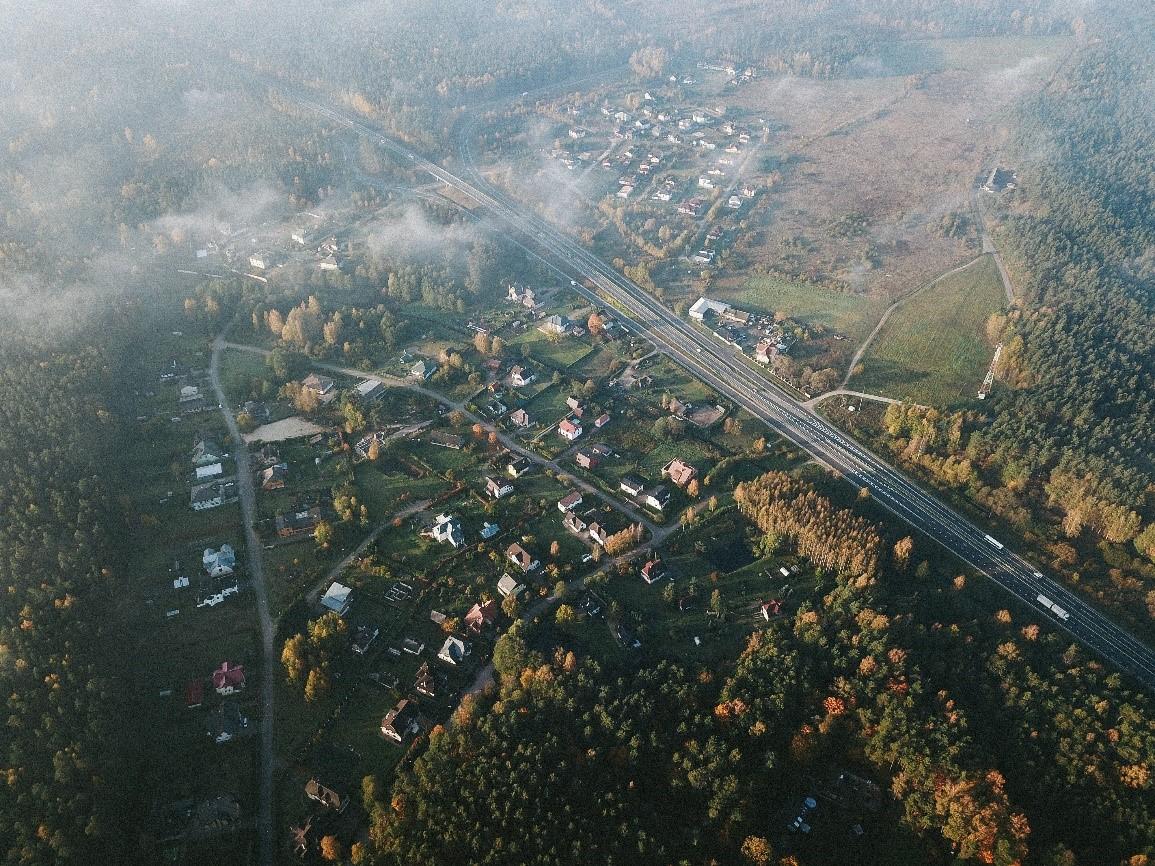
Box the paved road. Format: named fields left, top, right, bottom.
left=210, top=335, right=275, bottom=866
left=273, top=95, right=1155, bottom=692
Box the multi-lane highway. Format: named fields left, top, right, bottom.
left=294, top=93, right=1155, bottom=692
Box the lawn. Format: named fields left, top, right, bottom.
left=850, top=255, right=1005, bottom=406
left=723, top=276, right=885, bottom=344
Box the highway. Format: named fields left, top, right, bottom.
left=293, top=93, right=1155, bottom=692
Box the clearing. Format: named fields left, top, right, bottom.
left=849, top=255, right=1005, bottom=406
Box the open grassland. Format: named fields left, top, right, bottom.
left=851, top=255, right=1005, bottom=406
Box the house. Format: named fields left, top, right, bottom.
left=486, top=476, right=514, bottom=499
left=641, top=558, right=667, bottom=584
left=381, top=699, right=419, bottom=743
left=289, top=817, right=315, bottom=858
left=727, top=194, right=742, bottom=209
left=510, top=365, right=535, bottom=387
left=587, top=522, right=610, bottom=546
left=352, top=625, right=379, bottom=656
left=662, top=458, right=697, bottom=488
left=255, top=443, right=281, bottom=469
left=276, top=506, right=323, bottom=538
left=697, top=176, right=715, bottom=189
left=410, top=360, right=435, bottom=381
left=212, top=661, right=246, bottom=695
left=464, top=600, right=499, bottom=634
left=539, top=314, right=570, bottom=336
left=620, top=475, right=647, bottom=498
left=678, top=198, right=704, bottom=216
left=509, top=408, right=531, bottom=428
left=431, top=513, right=465, bottom=549
left=754, top=340, right=774, bottom=364
left=575, top=448, right=600, bottom=470
left=179, top=388, right=208, bottom=415
left=261, top=463, right=288, bottom=490
left=688, top=297, right=732, bottom=322
left=437, top=636, right=471, bottom=666
left=428, top=430, right=464, bottom=450
left=191, top=481, right=225, bottom=511
left=185, top=679, right=204, bottom=709
left=414, top=662, right=436, bottom=698
left=301, top=373, right=335, bottom=397
left=594, top=413, right=611, bottom=429
left=497, top=573, right=526, bottom=598
left=558, top=417, right=583, bottom=441
left=241, top=400, right=270, bottom=423
left=480, top=521, right=500, bottom=540
left=507, top=543, right=540, bottom=573
left=644, top=486, right=671, bottom=511
left=355, top=431, right=388, bottom=458
left=209, top=701, right=248, bottom=744
left=305, top=779, right=349, bottom=813
left=506, top=284, right=539, bottom=309
left=741, top=183, right=757, bottom=198
left=507, top=457, right=531, bottom=478
left=248, top=252, right=277, bottom=270
left=321, top=582, right=353, bottom=616
left=355, top=379, right=385, bottom=401
left=565, top=396, right=586, bottom=417
left=761, top=599, right=782, bottom=620
left=192, top=436, right=225, bottom=467
left=203, top=544, right=236, bottom=577
left=557, top=491, right=584, bottom=513
left=563, top=511, right=588, bottom=534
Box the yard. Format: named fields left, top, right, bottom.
left=850, top=255, right=1005, bottom=406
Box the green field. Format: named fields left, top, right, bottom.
left=851, top=255, right=1005, bottom=406
left=723, top=276, right=885, bottom=343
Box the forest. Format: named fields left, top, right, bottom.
left=0, top=332, right=128, bottom=865
left=367, top=475, right=1155, bottom=865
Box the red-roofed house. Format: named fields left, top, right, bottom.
left=464, top=599, right=499, bottom=634
left=558, top=417, right=583, bottom=441
left=212, top=662, right=246, bottom=695
left=662, top=458, right=697, bottom=488
left=641, top=558, right=667, bottom=584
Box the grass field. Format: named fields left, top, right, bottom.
left=851, top=255, right=1005, bottom=406
left=724, top=276, right=885, bottom=344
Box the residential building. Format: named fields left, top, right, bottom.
left=662, top=458, right=697, bottom=488
left=464, top=600, right=499, bottom=634
left=212, top=661, right=246, bottom=695
left=203, top=544, right=236, bottom=577
left=644, top=486, right=671, bottom=511
left=192, top=436, right=225, bottom=467
left=510, top=365, right=535, bottom=387
left=321, top=582, right=353, bottom=616
left=563, top=511, right=588, bottom=534
left=620, top=475, right=646, bottom=498
left=688, top=297, right=732, bottom=322
left=381, top=699, right=419, bottom=743
left=352, top=625, right=379, bottom=656
left=539, top=314, right=570, bottom=336
left=507, top=457, right=531, bottom=478
left=301, top=373, right=335, bottom=397
left=486, top=476, right=514, bottom=499
left=276, top=506, right=323, bottom=538
left=557, top=490, right=584, bottom=513
left=414, top=662, right=436, bottom=698
left=558, top=417, right=583, bottom=441
left=355, top=379, right=385, bottom=401
left=209, top=701, right=248, bottom=744
left=437, top=636, right=470, bottom=666
left=641, top=558, right=667, bottom=584
left=594, top=413, right=611, bottom=429
left=410, top=359, right=435, bottom=380
left=431, top=513, right=465, bottom=549
left=507, top=543, right=539, bottom=572
left=497, top=573, right=526, bottom=598
left=509, top=408, right=531, bottom=428
left=575, top=448, right=599, bottom=470
left=305, top=779, right=349, bottom=813
left=260, top=463, right=288, bottom=490
left=480, top=521, right=500, bottom=540
left=566, top=396, right=586, bottom=416
left=428, top=430, right=464, bottom=450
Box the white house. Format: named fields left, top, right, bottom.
left=321, top=582, right=353, bottom=617
left=437, top=636, right=471, bottom=666
left=431, top=514, right=465, bottom=549
left=196, top=462, right=223, bottom=481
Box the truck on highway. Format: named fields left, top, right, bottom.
left=984, top=534, right=1004, bottom=549
left=1037, top=593, right=1071, bottom=621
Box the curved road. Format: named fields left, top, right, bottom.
left=274, top=92, right=1155, bottom=693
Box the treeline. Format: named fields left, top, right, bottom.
left=987, top=2, right=1155, bottom=514
left=0, top=337, right=127, bottom=865
left=735, top=471, right=881, bottom=578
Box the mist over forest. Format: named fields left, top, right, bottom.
left=1, top=1, right=1153, bottom=865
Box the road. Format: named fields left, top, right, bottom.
left=273, top=93, right=1155, bottom=692
left=209, top=335, right=275, bottom=866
